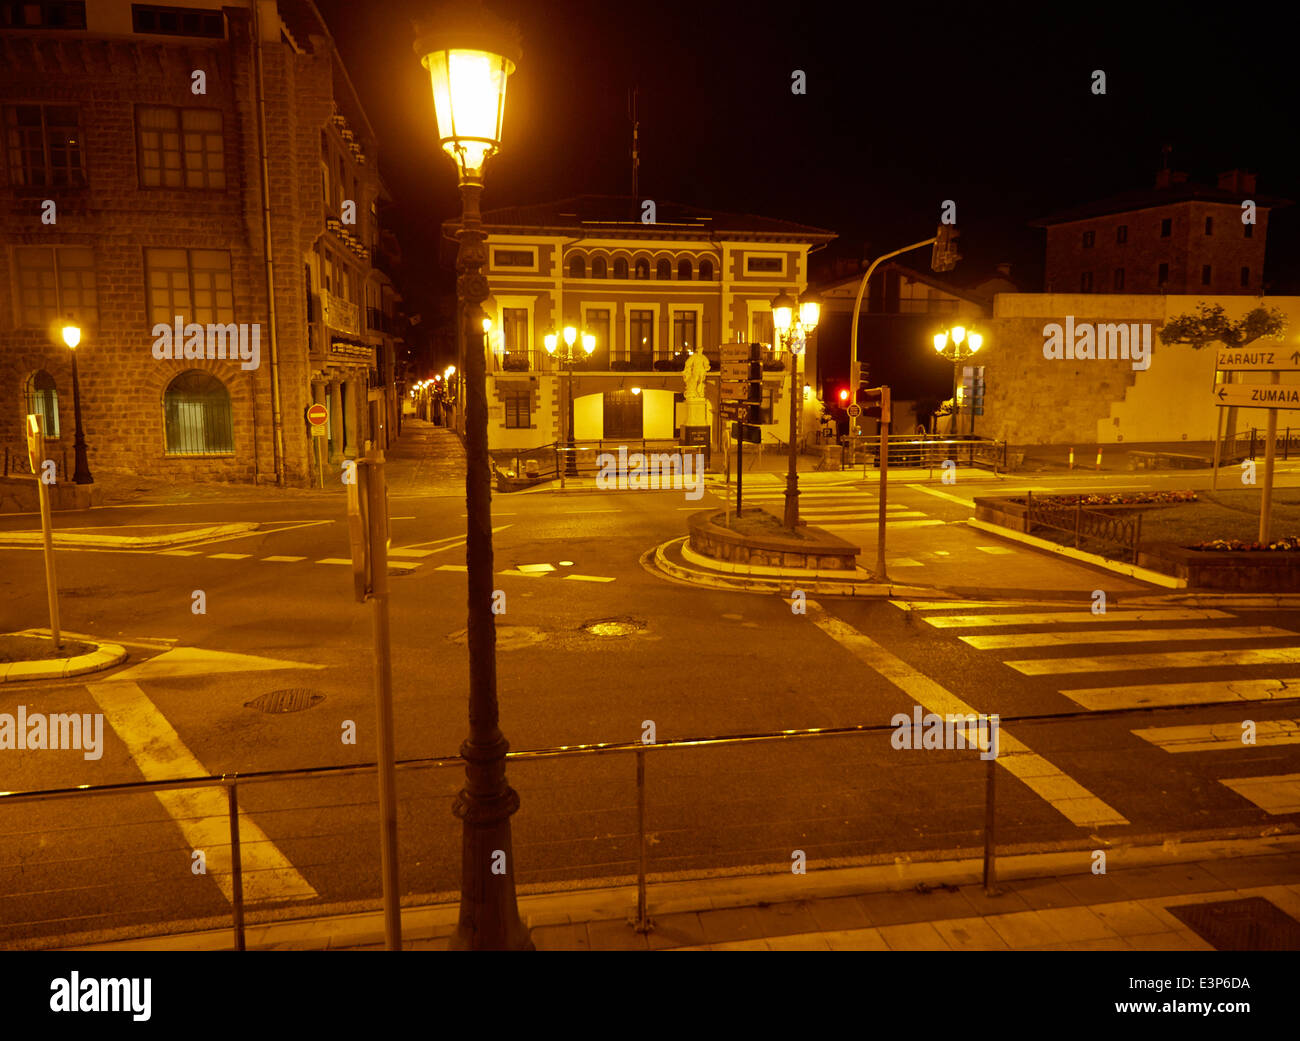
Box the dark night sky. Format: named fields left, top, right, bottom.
left=315, top=0, right=1300, bottom=329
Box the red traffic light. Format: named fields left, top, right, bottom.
left=838, top=388, right=849, bottom=403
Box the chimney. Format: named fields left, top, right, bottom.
left=996, top=262, right=1012, bottom=277
left=1156, top=169, right=1190, bottom=188
left=1218, top=169, right=1256, bottom=194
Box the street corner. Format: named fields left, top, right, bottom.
left=0, top=631, right=128, bottom=683
left=0, top=522, right=260, bottom=552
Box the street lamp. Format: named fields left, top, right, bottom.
left=772, top=291, right=819, bottom=529
left=545, top=326, right=595, bottom=481
left=61, top=324, right=93, bottom=484
left=933, top=326, right=984, bottom=435
left=414, top=4, right=529, bottom=951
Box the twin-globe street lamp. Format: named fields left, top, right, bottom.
left=771, top=291, right=820, bottom=530
left=544, top=325, right=595, bottom=480
left=933, top=326, right=983, bottom=435
left=414, top=5, right=530, bottom=951
left=61, top=324, right=93, bottom=484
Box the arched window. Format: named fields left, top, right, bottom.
left=592, top=256, right=607, bottom=278
left=569, top=256, right=585, bottom=278
left=164, top=370, right=233, bottom=455
left=25, top=370, right=60, bottom=439
left=614, top=257, right=629, bottom=279
left=634, top=258, right=650, bottom=280
left=699, top=259, right=714, bottom=281
left=678, top=258, right=693, bottom=280
left=655, top=258, right=671, bottom=280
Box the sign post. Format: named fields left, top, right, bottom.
left=27, top=415, right=61, bottom=650
left=859, top=387, right=891, bottom=579
left=307, top=403, right=329, bottom=489
left=345, top=449, right=401, bottom=950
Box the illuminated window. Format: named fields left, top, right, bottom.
left=137, top=106, right=225, bottom=188
left=4, top=104, right=84, bottom=186
left=26, top=370, right=60, bottom=439
left=14, top=246, right=96, bottom=327
left=145, top=248, right=233, bottom=325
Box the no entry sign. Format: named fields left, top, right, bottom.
left=307, top=403, right=329, bottom=435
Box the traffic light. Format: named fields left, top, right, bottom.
left=838, top=388, right=849, bottom=404
left=931, top=224, right=961, bottom=273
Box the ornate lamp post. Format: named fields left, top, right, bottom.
left=933, top=326, right=983, bottom=436
left=61, top=324, right=93, bottom=484
left=772, top=291, right=819, bottom=530
left=544, top=327, right=595, bottom=483
left=414, top=4, right=529, bottom=951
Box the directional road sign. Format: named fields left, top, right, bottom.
left=721, top=362, right=751, bottom=381
left=721, top=343, right=750, bottom=364
left=1216, top=347, right=1300, bottom=372
left=1213, top=383, right=1300, bottom=410
left=731, top=422, right=762, bottom=444
left=720, top=381, right=750, bottom=399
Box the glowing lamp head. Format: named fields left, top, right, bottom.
left=544, top=333, right=557, bottom=354
left=933, top=333, right=948, bottom=353
left=482, top=316, right=492, bottom=334
left=445, top=365, right=455, bottom=378
left=62, top=325, right=81, bottom=349
left=968, top=332, right=983, bottom=352
left=582, top=333, right=595, bottom=355
left=951, top=325, right=967, bottom=345
left=630, top=386, right=641, bottom=396
left=563, top=325, right=577, bottom=348
left=770, top=292, right=795, bottom=333
left=415, top=11, right=521, bottom=184
left=798, top=294, right=820, bottom=330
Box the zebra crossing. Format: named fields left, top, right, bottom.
left=738, top=485, right=944, bottom=531
left=892, top=599, right=1300, bottom=819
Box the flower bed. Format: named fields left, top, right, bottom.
left=1191, top=536, right=1300, bottom=552
left=1008, top=490, right=1197, bottom=507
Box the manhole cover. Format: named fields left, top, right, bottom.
left=1167, top=897, right=1300, bottom=951
left=582, top=617, right=647, bottom=637
left=246, top=689, right=326, bottom=713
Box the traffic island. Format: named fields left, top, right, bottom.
left=688, top=507, right=860, bottom=572
left=0, top=476, right=102, bottom=514
left=0, top=633, right=128, bottom=682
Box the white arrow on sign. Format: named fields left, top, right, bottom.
left=1216, top=348, right=1300, bottom=371
left=1214, top=383, right=1300, bottom=410
left=720, top=363, right=751, bottom=380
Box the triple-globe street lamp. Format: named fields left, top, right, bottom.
left=414, top=3, right=529, bottom=951
left=544, top=325, right=595, bottom=481
left=933, top=325, right=984, bottom=436
left=771, top=291, right=820, bottom=530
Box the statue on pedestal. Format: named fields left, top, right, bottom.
left=682, top=349, right=710, bottom=428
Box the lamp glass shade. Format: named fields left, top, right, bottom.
left=798, top=299, right=820, bottom=329
left=968, top=332, right=983, bottom=352
left=582, top=333, right=595, bottom=354
left=933, top=333, right=947, bottom=353
left=772, top=304, right=793, bottom=332
left=544, top=333, right=557, bottom=353
left=563, top=326, right=577, bottom=347
left=951, top=326, right=966, bottom=345
left=62, top=325, right=81, bottom=349
left=422, top=47, right=514, bottom=179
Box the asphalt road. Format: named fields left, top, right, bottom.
left=1, top=476, right=1298, bottom=947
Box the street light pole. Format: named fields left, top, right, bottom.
left=416, top=8, right=529, bottom=951
left=773, top=292, right=819, bottom=531
left=62, top=325, right=93, bottom=484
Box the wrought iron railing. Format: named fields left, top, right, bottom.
left=1024, top=491, right=1143, bottom=562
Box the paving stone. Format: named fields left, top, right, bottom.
left=1107, top=864, right=1230, bottom=900
left=983, top=910, right=1065, bottom=949
left=932, top=915, right=1011, bottom=951
left=876, top=921, right=952, bottom=950
left=698, top=906, right=767, bottom=944
left=707, top=938, right=772, bottom=951
left=765, top=932, right=832, bottom=951
left=1123, top=931, right=1197, bottom=951
left=586, top=917, right=650, bottom=951
left=1058, top=873, right=1133, bottom=905
left=531, top=923, right=590, bottom=950
left=1012, top=877, right=1089, bottom=910
left=855, top=886, right=975, bottom=927
left=825, top=927, right=890, bottom=951
left=751, top=900, right=819, bottom=937
left=1034, top=906, right=1121, bottom=942
left=645, top=912, right=708, bottom=951
left=1090, top=901, right=1180, bottom=937
left=807, top=895, right=873, bottom=931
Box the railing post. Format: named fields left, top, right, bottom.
left=227, top=781, right=246, bottom=951
left=1074, top=502, right=1082, bottom=549
left=1134, top=510, right=1143, bottom=564
left=632, top=747, right=652, bottom=934
left=982, top=755, right=998, bottom=895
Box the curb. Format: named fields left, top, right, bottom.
left=965, top=518, right=1184, bottom=588
left=0, top=522, right=258, bottom=550
left=0, top=640, right=128, bottom=682
left=67, top=831, right=1300, bottom=952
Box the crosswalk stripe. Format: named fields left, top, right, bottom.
left=316, top=558, right=352, bottom=565
left=1132, top=719, right=1300, bottom=753
left=1219, top=773, right=1300, bottom=814
left=893, top=600, right=1092, bottom=611
left=808, top=606, right=1128, bottom=828
left=821, top=520, right=945, bottom=530
left=1058, top=678, right=1300, bottom=711
left=436, top=564, right=468, bottom=572
left=157, top=549, right=201, bottom=556
left=923, top=608, right=1232, bottom=629
left=962, top=626, right=1294, bottom=650
left=208, top=553, right=251, bottom=560
left=389, top=548, right=434, bottom=558
left=88, top=681, right=317, bottom=904
left=262, top=555, right=306, bottom=562
left=563, top=574, right=616, bottom=582
left=1006, top=646, right=1300, bottom=676
left=908, top=485, right=976, bottom=507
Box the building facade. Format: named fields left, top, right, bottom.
left=0, top=0, right=405, bottom=486
left=445, top=196, right=835, bottom=458
left=1033, top=170, right=1290, bottom=297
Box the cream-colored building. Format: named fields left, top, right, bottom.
left=444, top=196, right=835, bottom=455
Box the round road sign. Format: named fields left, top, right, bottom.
left=846, top=403, right=861, bottom=418
left=307, top=403, right=329, bottom=427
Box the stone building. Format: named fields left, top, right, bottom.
left=442, top=195, right=835, bottom=457
left=0, top=0, right=404, bottom=486
left=1032, top=170, right=1290, bottom=297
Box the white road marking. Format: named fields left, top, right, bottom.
left=110, top=647, right=326, bottom=682
left=88, top=680, right=318, bottom=904
left=208, top=553, right=251, bottom=560
left=563, top=574, right=616, bottom=582
left=1009, top=646, right=1300, bottom=676
left=888, top=558, right=924, bottom=567
left=1132, top=719, right=1300, bottom=753
left=1058, top=678, right=1300, bottom=711
left=974, top=545, right=1016, bottom=555
left=1220, top=774, right=1300, bottom=815
left=820, top=519, right=945, bottom=530
left=388, top=548, right=435, bottom=558
left=807, top=606, right=1128, bottom=828
left=908, top=485, right=976, bottom=507
left=516, top=563, right=556, bottom=573
left=436, top=564, right=468, bottom=572
left=401, top=524, right=511, bottom=550
left=891, top=600, right=1091, bottom=611
left=262, top=555, right=306, bottom=562
left=962, top=626, right=1294, bottom=650
left=923, top=609, right=1233, bottom=629
left=157, top=549, right=201, bottom=556
left=316, top=558, right=352, bottom=565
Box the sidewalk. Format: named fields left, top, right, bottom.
left=75, top=834, right=1300, bottom=951
left=384, top=419, right=467, bottom=497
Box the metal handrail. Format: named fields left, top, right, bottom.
left=6, top=693, right=1298, bottom=948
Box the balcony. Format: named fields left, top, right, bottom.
left=321, top=289, right=360, bottom=336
